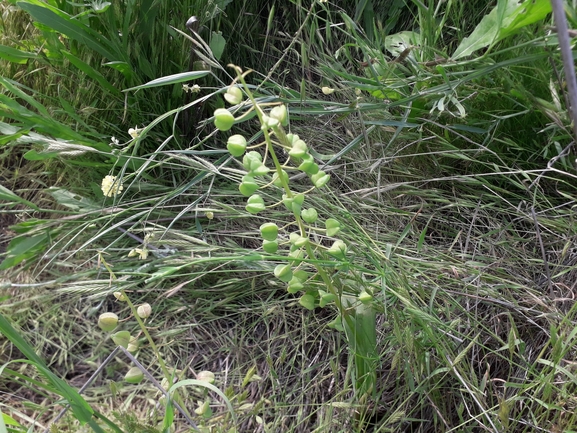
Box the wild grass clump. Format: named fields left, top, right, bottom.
left=3, top=1, right=577, bottom=432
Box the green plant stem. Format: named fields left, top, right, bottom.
left=236, top=66, right=366, bottom=400
left=119, top=289, right=172, bottom=384
left=550, top=0, right=577, bottom=141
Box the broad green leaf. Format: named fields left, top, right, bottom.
left=0, top=314, right=94, bottom=423
left=0, top=184, right=39, bottom=210
left=209, top=31, right=226, bottom=61
left=0, top=121, right=20, bottom=135
left=123, top=71, right=210, bottom=92
left=501, top=0, right=552, bottom=38
left=0, top=232, right=48, bottom=270
left=452, top=0, right=552, bottom=60
left=384, top=31, right=420, bottom=57
left=48, top=188, right=99, bottom=211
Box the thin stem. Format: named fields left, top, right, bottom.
left=120, top=289, right=172, bottom=383
left=550, top=0, right=577, bottom=141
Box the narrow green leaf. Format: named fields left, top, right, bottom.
left=0, top=45, right=36, bottom=64
left=1, top=408, right=18, bottom=427
left=104, top=61, right=133, bottom=81
left=17, top=1, right=121, bottom=61
left=0, top=76, right=49, bottom=117
left=61, top=50, right=120, bottom=96
left=123, top=71, right=210, bottom=92
left=0, top=184, right=39, bottom=210
left=0, top=314, right=93, bottom=423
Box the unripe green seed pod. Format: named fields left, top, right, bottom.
left=319, top=290, right=337, bottom=307
left=239, top=175, right=259, bottom=196
left=251, top=163, right=270, bottom=176
left=195, top=399, right=211, bottom=416
left=299, top=157, right=319, bottom=175
left=242, top=151, right=262, bottom=172
left=226, top=134, right=247, bottom=157
left=213, top=108, right=235, bottom=131
left=260, top=223, right=279, bottom=241
left=289, top=139, right=308, bottom=158
left=98, top=312, right=118, bottom=332
left=197, top=371, right=215, bottom=384
left=127, top=336, right=139, bottom=354
left=113, top=291, right=128, bottom=301
left=311, top=170, right=330, bottom=188
left=299, top=294, right=316, bottom=310
left=263, top=240, right=279, bottom=254
left=287, top=276, right=303, bottom=293
left=328, top=315, right=344, bottom=331
left=124, top=366, right=144, bottom=384
left=112, top=330, right=131, bottom=348
left=224, top=86, right=243, bottom=105
left=239, top=182, right=259, bottom=196
left=272, top=170, right=289, bottom=188
left=359, top=291, right=373, bottom=304
left=325, top=218, right=341, bottom=236
left=288, top=248, right=304, bottom=260
left=270, top=105, right=288, bottom=126
left=246, top=194, right=266, bottom=214
left=284, top=193, right=305, bottom=213
left=301, top=208, right=318, bottom=223
left=137, top=303, right=152, bottom=319
left=262, top=115, right=279, bottom=129
left=274, top=264, right=293, bottom=282
left=327, top=240, right=347, bottom=260
left=293, top=269, right=309, bottom=283
left=282, top=195, right=294, bottom=212
left=294, top=235, right=309, bottom=248
left=289, top=232, right=300, bottom=245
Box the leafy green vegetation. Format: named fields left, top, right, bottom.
left=2, top=0, right=577, bottom=432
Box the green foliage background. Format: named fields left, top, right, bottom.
left=2, top=0, right=577, bottom=432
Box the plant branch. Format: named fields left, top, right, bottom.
left=550, top=0, right=577, bottom=141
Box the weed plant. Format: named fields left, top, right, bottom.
left=2, top=1, right=577, bottom=432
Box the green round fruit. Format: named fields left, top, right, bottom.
left=227, top=134, right=247, bottom=157
left=214, top=108, right=235, bottom=131
left=260, top=223, right=279, bottom=241
left=246, top=194, right=265, bottom=214
left=301, top=208, right=318, bottom=224
left=98, top=312, right=118, bottom=332
left=263, top=240, right=279, bottom=254
left=224, top=86, right=243, bottom=105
